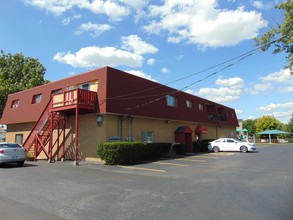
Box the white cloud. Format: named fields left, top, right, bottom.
left=143, top=0, right=267, bottom=48
left=62, top=14, right=81, bottom=25
left=121, top=35, right=158, bottom=55
left=252, top=1, right=275, bottom=10
left=124, top=70, right=157, bottom=82
left=53, top=46, right=143, bottom=68
left=121, top=0, right=148, bottom=10
left=197, top=87, right=242, bottom=103
left=216, top=77, right=244, bottom=89
left=246, top=82, right=273, bottom=94
left=161, top=67, right=169, bottom=73
left=75, top=22, right=112, bottom=37
left=258, top=102, right=293, bottom=112
left=176, top=54, right=184, bottom=60
left=247, top=68, right=293, bottom=94
left=24, top=0, right=73, bottom=16
left=252, top=1, right=264, bottom=9
left=261, top=68, right=293, bottom=85
left=185, top=89, right=197, bottom=95
left=257, top=102, right=293, bottom=123
left=279, top=86, right=293, bottom=92
left=24, top=0, right=129, bottom=21
left=62, top=17, right=71, bottom=25
left=245, top=116, right=257, bottom=120
left=235, top=109, right=243, bottom=116
left=193, top=76, right=245, bottom=103
left=147, top=58, right=155, bottom=65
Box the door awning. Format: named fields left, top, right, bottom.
left=195, top=125, right=208, bottom=135
left=175, top=126, right=192, bottom=133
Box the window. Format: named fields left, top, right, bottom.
left=52, top=89, right=62, bottom=94
left=198, top=103, right=204, bottom=111
left=141, top=131, right=154, bottom=143
left=11, top=99, right=20, bottom=109
left=15, top=134, right=23, bottom=145
left=186, top=100, right=193, bottom=108
left=78, top=83, right=90, bottom=90
left=32, top=94, right=42, bottom=104
left=166, top=95, right=178, bottom=107
left=67, top=86, right=75, bottom=91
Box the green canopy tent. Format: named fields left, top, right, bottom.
left=256, top=130, right=292, bottom=143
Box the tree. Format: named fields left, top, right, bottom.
left=287, top=113, right=293, bottom=132
left=254, top=0, right=293, bottom=70
left=255, top=115, right=283, bottom=132
left=0, top=51, right=49, bottom=117
left=242, top=119, right=257, bottom=135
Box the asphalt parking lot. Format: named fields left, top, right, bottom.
left=0, top=143, right=293, bottom=220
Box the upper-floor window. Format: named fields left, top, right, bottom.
left=32, top=94, right=42, bottom=104
left=166, top=95, right=178, bottom=107
left=78, top=83, right=90, bottom=90
left=186, top=100, right=193, bottom=108
left=67, top=86, right=75, bottom=91
left=11, top=99, right=20, bottom=109
left=198, top=103, right=204, bottom=111
left=52, top=89, right=62, bottom=94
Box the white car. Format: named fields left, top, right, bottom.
left=0, top=142, right=27, bottom=167
left=208, top=138, right=256, bottom=153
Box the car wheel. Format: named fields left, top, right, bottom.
left=17, top=161, right=24, bottom=167
left=213, top=146, right=220, bottom=153
left=240, top=146, right=248, bottom=153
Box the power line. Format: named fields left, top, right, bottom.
left=125, top=49, right=259, bottom=111
left=98, top=33, right=290, bottom=110
left=107, top=33, right=288, bottom=101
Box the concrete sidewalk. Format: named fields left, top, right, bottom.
left=0, top=195, right=66, bottom=220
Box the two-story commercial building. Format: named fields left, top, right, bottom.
left=0, top=66, right=238, bottom=163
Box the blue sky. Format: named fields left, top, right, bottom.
left=1, top=0, right=292, bottom=123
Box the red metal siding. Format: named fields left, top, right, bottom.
left=1, top=66, right=238, bottom=127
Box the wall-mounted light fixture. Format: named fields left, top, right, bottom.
left=96, top=115, right=103, bottom=126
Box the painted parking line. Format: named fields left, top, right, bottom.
left=174, top=158, right=206, bottom=163
left=151, top=161, right=189, bottom=167
left=191, top=155, right=218, bottom=159
left=216, top=152, right=235, bottom=156
left=117, top=165, right=166, bottom=173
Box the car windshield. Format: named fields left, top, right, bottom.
left=0, top=143, right=21, bottom=148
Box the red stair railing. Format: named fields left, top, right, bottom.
left=23, top=98, right=52, bottom=152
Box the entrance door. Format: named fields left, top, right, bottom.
left=185, top=133, right=192, bottom=152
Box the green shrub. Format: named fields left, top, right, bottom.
left=97, top=142, right=188, bottom=165
left=143, top=143, right=171, bottom=160
left=172, top=143, right=187, bottom=155
left=97, top=141, right=145, bottom=165
left=193, top=139, right=214, bottom=152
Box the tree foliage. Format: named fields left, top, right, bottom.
left=0, top=50, right=49, bottom=117
left=254, top=0, right=293, bottom=69
left=255, top=115, right=283, bottom=132
left=287, top=113, right=293, bottom=132
left=242, top=119, right=257, bottom=135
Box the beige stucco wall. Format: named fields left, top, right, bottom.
left=5, top=113, right=236, bottom=160
left=6, top=123, right=34, bottom=144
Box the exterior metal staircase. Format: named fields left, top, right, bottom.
left=23, top=88, right=97, bottom=163
left=23, top=99, right=65, bottom=161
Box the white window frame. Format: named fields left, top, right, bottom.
left=141, top=131, right=154, bottom=143
left=186, top=100, right=192, bottom=108
left=166, top=95, right=178, bottom=107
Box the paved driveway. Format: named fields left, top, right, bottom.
left=0, top=144, right=293, bottom=220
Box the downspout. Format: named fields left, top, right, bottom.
left=127, top=115, right=133, bottom=141
left=118, top=115, right=123, bottom=141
